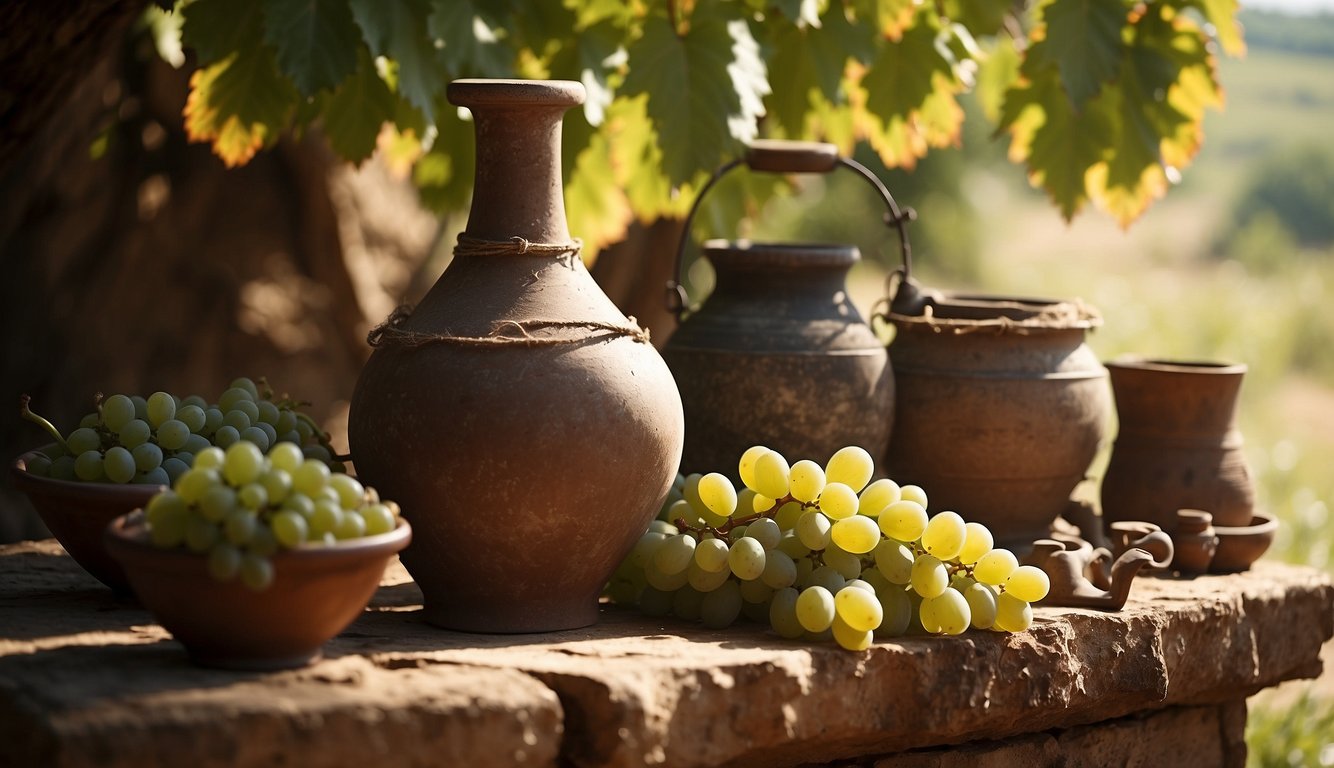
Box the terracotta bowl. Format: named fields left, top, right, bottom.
left=11, top=446, right=165, bottom=594
left=105, top=513, right=411, bottom=670
left=1209, top=512, right=1278, bottom=573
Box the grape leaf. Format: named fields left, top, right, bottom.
left=765, top=8, right=869, bottom=136
left=622, top=9, right=770, bottom=186
left=851, top=0, right=917, bottom=39
left=414, top=104, right=475, bottom=212
left=607, top=94, right=696, bottom=221
left=1002, top=71, right=1114, bottom=219
left=917, top=73, right=965, bottom=148
left=212, top=116, right=269, bottom=167
left=564, top=126, right=633, bottom=259
left=563, top=0, right=633, bottom=29
left=974, top=36, right=1021, bottom=124
left=348, top=0, right=443, bottom=122
left=182, top=0, right=264, bottom=66
left=1090, top=6, right=1214, bottom=223
left=321, top=50, right=397, bottom=163
left=1176, top=0, right=1245, bottom=55
left=207, top=45, right=299, bottom=128
left=862, top=12, right=952, bottom=124
left=1024, top=0, right=1126, bottom=109
left=183, top=52, right=292, bottom=167
left=805, top=89, right=859, bottom=154
left=859, top=9, right=959, bottom=167
left=260, top=0, right=362, bottom=96
left=428, top=0, right=516, bottom=78
left=771, top=0, right=828, bottom=28
left=543, top=20, right=623, bottom=126
left=941, top=0, right=1010, bottom=37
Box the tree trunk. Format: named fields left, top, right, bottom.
left=0, top=25, right=439, bottom=542
left=589, top=217, right=686, bottom=348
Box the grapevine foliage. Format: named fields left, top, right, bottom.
left=159, top=0, right=1243, bottom=250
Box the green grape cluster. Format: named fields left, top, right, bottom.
left=143, top=441, right=401, bottom=591
left=20, top=377, right=340, bottom=486
left=606, top=445, right=1051, bottom=651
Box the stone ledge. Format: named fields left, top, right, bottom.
left=864, top=701, right=1249, bottom=768
left=1, top=540, right=1330, bottom=768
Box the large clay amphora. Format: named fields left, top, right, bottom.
left=347, top=80, right=684, bottom=633
left=884, top=278, right=1110, bottom=551
left=1101, top=358, right=1255, bottom=529
left=662, top=141, right=899, bottom=475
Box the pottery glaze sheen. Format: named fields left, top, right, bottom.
left=348, top=80, right=684, bottom=633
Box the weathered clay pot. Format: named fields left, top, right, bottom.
left=884, top=291, right=1110, bottom=551
left=664, top=241, right=893, bottom=475
left=662, top=140, right=899, bottom=475
left=347, top=80, right=684, bottom=632
left=1101, top=359, right=1254, bottom=529
left=106, top=512, right=410, bottom=670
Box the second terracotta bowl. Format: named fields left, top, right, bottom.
left=1209, top=513, right=1278, bottom=573
left=11, top=447, right=165, bottom=594
left=105, top=513, right=411, bottom=670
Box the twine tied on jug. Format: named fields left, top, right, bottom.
left=366, top=235, right=652, bottom=349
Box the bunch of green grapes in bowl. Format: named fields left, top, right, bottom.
left=104, top=440, right=411, bottom=670
left=11, top=377, right=341, bottom=592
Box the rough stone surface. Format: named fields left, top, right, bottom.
left=866, top=701, right=1249, bottom=768
left=1, top=540, right=1330, bottom=768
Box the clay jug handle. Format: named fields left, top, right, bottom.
left=667, top=141, right=916, bottom=319
left=745, top=140, right=840, bottom=173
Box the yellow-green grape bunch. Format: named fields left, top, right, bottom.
left=19, top=377, right=341, bottom=486
left=605, top=445, right=1050, bottom=651
left=143, top=441, right=401, bottom=591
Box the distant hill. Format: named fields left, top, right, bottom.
left=1239, top=9, right=1334, bottom=57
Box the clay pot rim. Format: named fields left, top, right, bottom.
left=447, top=78, right=584, bottom=108
left=702, top=239, right=860, bottom=268
left=1212, top=511, right=1278, bottom=536
left=1105, top=357, right=1248, bottom=376
left=106, top=512, right=412, bottom=568
left=887, top=294, right=1102, bottom=332
left=11, top=446, right=166, bottom=501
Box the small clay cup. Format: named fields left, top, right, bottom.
left=11, top=446, right=165, bottom=594
left=105, top=512, right=411, bottom=670
left=1171, top=509, right=1219, bottom=575
left=1209, top=512, right=1278, bottom=573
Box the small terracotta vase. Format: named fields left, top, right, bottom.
left=1171, top=509, right=1219, bottom=574
left=347, top=80, right=684, bottom=633
left=1101, top=359, right=1255, bottom=529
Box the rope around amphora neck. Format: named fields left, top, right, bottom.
left=366, top=235, right=652, bottom=349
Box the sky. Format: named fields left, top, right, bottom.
left=1243, top=0, right=1334, bottom=14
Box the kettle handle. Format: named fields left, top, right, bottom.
left=665, top=140, right=916, bottom=318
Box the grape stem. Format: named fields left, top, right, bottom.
left=19, top=395, right=69, bottom=454
left=674, top=493, right=805, bottom=539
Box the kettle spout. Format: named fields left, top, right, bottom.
left=887, top=270, right=942, bottom=316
